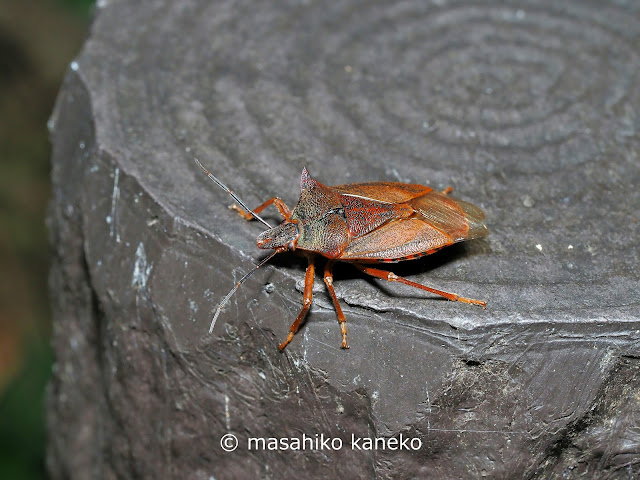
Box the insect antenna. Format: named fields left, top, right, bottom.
left=209, top=249, right=281, bottom=333
left=194, top=158, right=271, bottom=229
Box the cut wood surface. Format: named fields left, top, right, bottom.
left=47, top=1, right=640, bottom=478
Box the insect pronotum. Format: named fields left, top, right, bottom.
left=195, top=159, right=488, bottom=350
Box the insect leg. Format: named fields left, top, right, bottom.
left=441, top=186, right=453, bottom=195
left=353, top=264, right=486, bottom=307
left=231, top=197, right=292, bottom=222
left=323, top=261, right=349, bottom=349
left=278, top=256, right=315, bottom=350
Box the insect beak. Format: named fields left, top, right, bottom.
left=256, top=221, right=299, bottom=251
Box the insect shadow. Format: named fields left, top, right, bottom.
left=264, top=241, right=483, bottom=303
left=328, top=243, right=481, bottom=302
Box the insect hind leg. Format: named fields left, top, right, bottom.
left=353, top=264, right=486, bottom=307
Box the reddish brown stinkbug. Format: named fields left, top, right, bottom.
left=195, top=159, right=488, bottom=350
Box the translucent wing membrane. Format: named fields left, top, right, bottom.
left=412, top=191, right=488, bottom=241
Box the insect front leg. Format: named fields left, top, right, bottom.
left=230, top=197, right=292, bottom=222
left=278, top=256, right=315, bottom=350
left=353, top=264, right=486, bottom=308
left=323, top=260, right=349, bottom=349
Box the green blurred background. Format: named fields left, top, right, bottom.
left=1, top=0, right=94, bottom=478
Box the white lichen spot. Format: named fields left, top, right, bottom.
left=70, top=61, right=79, bottom=71
left=189, top=299, right=198, bottom=314
left=384, top=167, right=403, bottom=182
left=132, top=242, right=152, bottom=290
left=224, top=394, right=231, bottom=431
left=109, top=167, right=121, bottom=242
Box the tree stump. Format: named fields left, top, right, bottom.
left=47, top=1, right=640, bottom=478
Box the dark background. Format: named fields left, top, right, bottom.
left=0, top=1, right=92, bottom=478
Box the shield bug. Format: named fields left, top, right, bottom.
left=195, top=159, right=488, bottom=350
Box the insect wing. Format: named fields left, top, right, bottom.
left=332, top=182, right=432, bottom=203
left=339, top=217, right=453, bottom=261
left=411, top=191, right=488, bottom=241
left=338, top=191, right=488, bottom=262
